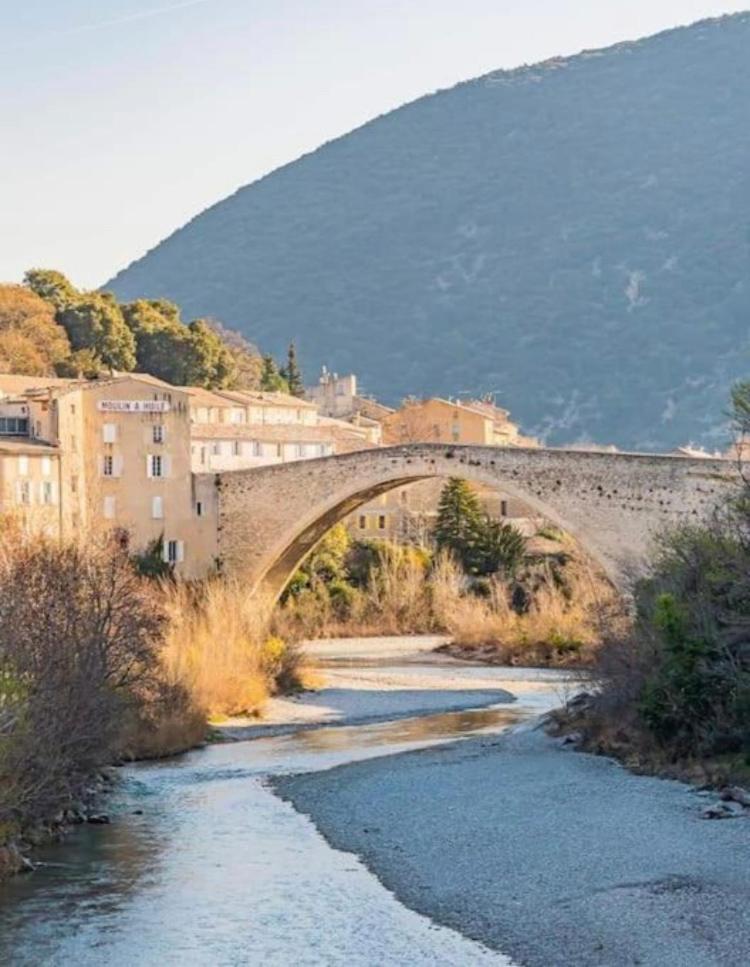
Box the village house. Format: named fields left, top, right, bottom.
left=0, top=373, right=215, bottom=576
left=185, top=386, right=374, bottom=472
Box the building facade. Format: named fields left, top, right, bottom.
left=0, top=374, right=215, bottom=576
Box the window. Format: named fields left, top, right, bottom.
left=18, top=456, right=29, bottom=476
left=70, top=475, right=78, bottom=494
left=164, top=540, right=184, bottom=564
left=232, top=440, right=241, bottom=456
left=295, top=443, right=305, bottom=458
left=196, top=501, right=203, bottom=517
left=500, top=500, right=508, bottom=517
left=318, top=444, right=327, bottom=457
left=17, top=480, right=31, bottom=505
left=152, top=496, right=163, bottom=520
left=358, top=515, right=367, bottom=530
left=102, top=454, right=114, bottom=477
left=102, top=423, right=117, bottom=444
left=252, top=441, right=262, bottom=457
left=378, top=515, right=386, bottom=530
left=41, top=457, right=51, bottom=477
left=152, top=424, right=164, bottom=444
left=70, top=435, right=77, bottom=452
left=41, top=481, right=55, bottom=505
left=276, top=444, right=283, bottom=458
left=149, top=455, right=163, bottom=478
left=0, top=417, right=28, bottom=436
left=35, top=421, right=41, bottom=437
left=200, top=447, right=206, bottom=466
left=211, top=442, right=221, bottom=456
left=103, top=495, right=116, bottom=519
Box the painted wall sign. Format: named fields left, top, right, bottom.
left=98, top=400, right=171, bottom=413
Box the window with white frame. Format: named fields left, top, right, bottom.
left=232, top=440, right=241, bottom=456
left=152, top=495, right=164, bottom=519
left=164, top=539, right=184, bottom=564
left=148, top=454, right=163, bottom=478
left=17, top=480, right=31, bottom=505
left=41, top=481, right=55, bottom=505
left=252, top=441, right=262, bottom=457
left=102, top=423, right=117, bottom=443
left=211, top=442, right=221, bottom=456
left=102, top=454, right=114, bottom=477
left=152, top=424, right=165, bottom=444
left=103, top=495, right=116, bottom=519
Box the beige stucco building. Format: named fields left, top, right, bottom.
left=381, top=396, right=538, bottom=448
left=0, top=373, right=215, bottom=576
left=185, top=387, right=374, bottom=473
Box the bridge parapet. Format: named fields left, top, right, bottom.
left=211, top=444, right=735, bottom=598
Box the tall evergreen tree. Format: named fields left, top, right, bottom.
left=260, top=354, right=289, bottom=393
left=281, top=341, right=304, bottom=397
left=434, top=478, right=483, bottom=570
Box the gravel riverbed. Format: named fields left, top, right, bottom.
left=276, top=723, right=750, bottom=967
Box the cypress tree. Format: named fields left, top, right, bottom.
left=282, top=341, right=304, bottom=397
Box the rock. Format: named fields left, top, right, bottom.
left=560, top=732, right=583, bottom=748
left=87, top=813, right=110, bottom=825
left=719, top=785, right=750, bottom=808
left=700, top=801, right=745, bottom=820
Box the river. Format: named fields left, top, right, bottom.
left=0, top=637, right=578, bottom=966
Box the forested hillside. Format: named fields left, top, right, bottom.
left=108, top=13, right=750, bottom=450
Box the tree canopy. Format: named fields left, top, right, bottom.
left=434, top=477, right=526, bottom=576
left=0, top=285, right=71, bottom=375
left=14, top=268, right=265, bottom=390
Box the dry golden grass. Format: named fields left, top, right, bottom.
left=277, top=536, right=621, bottom=668
left=160, top=580, right=304, bottom=720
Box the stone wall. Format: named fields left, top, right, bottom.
left=212, top=444, right=736, bottom=597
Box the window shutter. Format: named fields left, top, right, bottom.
left=161, top=539, right=169, bottom=563
left=163, top=455, right=171, bottom=478
left=146, top=455, right=153, bottom=479
left=177, top=540, right=185, bottom=563
left=113, top=456, right=124, bottom=478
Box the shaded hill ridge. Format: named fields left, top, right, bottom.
left=108, top=11, right=750, bottom=450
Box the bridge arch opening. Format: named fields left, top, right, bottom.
left=256, top=466, right=615, bottom=602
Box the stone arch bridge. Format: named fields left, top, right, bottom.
left=210, top=444, right=735, bottom=599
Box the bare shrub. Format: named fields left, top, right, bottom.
left=0, top=534, right=165, bottom=827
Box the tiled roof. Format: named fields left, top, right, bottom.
left=216, top=389, right=317, bottom=409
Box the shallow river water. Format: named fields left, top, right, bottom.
left=0, top=638, right=577, bottom=966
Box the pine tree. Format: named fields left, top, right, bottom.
left=281, top=341, right=304, bottom=397
left=260, top=354, right=289, bottom=392
left=434, top=478, right=483, bottom=570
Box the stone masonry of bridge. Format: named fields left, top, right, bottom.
left=209, top=444, right=736, bottom=598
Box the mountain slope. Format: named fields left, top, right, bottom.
left=108, top=13, right=750, bottom=450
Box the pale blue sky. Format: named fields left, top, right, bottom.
left=2, top=1, right=747, bottom=289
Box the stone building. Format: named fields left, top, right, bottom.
left=381, top=396, right=538, bottom=448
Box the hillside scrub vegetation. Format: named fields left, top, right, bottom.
left=0, top=527, right=302, bottom=875
left=579, top=383, right=750, bottom=780
left=106, top=12, right=750, bottom=450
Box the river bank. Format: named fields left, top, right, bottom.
left=0, top=638, right=552, bottom=964
left=276, top=722, right=750, bottom=967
